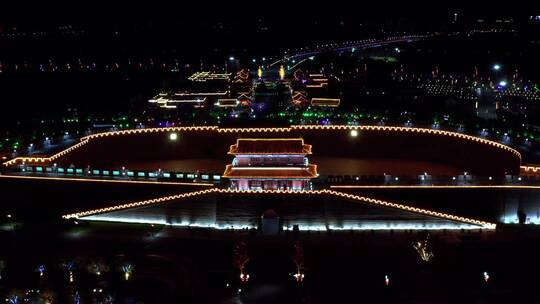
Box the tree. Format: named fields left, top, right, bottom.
left=234, top=241, right=250, bottom=283
left=413, top=234, right=434, bottom=262
left=292, top=242, right=305, bottom=283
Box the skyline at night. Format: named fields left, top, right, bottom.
left=2, top=9, right=540, bottom=303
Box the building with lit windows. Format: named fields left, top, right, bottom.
left=223, top=138, right=318, bottom=190
left=252, top=80, right=292, bottom=111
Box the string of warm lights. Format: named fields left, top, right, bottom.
left=311, top=98, right=341, bottom=107
left=331, top=185, right=540, bottom=189
left=2, top=138, right=91, bottom=166
left=292, top=125, right=521, bottom=160
left=3, top=125, right=521, bottom=167
left=218, top=127, right=292, bottom=133
left=0, top=175, right=215, bottom=186
left=228, top=138, right=312, bottom=154
left=61, top=188, right=496, bottom=229
left=521, top=166, right=540, bottom=173
left=62, top=188, right=218, bottom=219
left=82, top=126, right=218, bottom=140
left=2, top=126, right=219, bottom=166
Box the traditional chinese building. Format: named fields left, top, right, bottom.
left=223, top=138, right=318, bottom=190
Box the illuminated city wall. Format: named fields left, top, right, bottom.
left=67, top=190, right=494, bottom=230
left=336, top=187, right=540, bottom=225
left=3, top=174, right=540, bottom=225
left=24, top=126, right=520, bottom=176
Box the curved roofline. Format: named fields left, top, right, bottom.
left=222, top=164, right=318, bottom=179
left=61, top=188, right=496, bottom=229
left=3, top=125, right=521, bottom=167
left=227, top=138, right=312, bottom=155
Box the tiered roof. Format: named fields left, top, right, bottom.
left=222, top=164, right=318, bottom=179
left=228, top=138, right=312, bottom=155
left=292, top=91, right=308, bottom=105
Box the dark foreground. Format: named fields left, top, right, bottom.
left=1, top=178, right=540, bottom=303
left=1, top=220, right=540, bottom=303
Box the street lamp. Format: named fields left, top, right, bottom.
left=493, top=64, right=501, bottom=71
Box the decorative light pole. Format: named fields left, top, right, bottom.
left=122, top=263, right=134, bottom=281
left=37, top=265, right=45, bottom=277
left=62, top=261, right=76, bottom=283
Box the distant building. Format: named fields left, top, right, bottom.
left=305, top=74, right=329, bottom=89
left=292, top=91, right=308, bottom=105
left=236, top=93, right=252, bottom=107
left=215, top=99, right=240, bottom=108
left=311, top=98, right=340, bottom=107
left=149, top=91, right=228, bottom=109
left=252, top=80, right=292, bottom=111
left=188, top=71, right=231, bottom=82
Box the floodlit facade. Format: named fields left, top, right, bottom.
left=223, top=138, right=318, bottom=190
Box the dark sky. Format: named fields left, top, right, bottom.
left=1, top=6, right=534, bottom=29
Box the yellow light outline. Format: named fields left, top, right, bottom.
left=0, top=175, right=215, bottom=186
left=222, top=164, right=318, bottom=179
left=521, top=165, right=540, bottom=173
left=3, top=125, right=522, bottom=167
left=228, top=138, right=312, bottom=155
left=61, top=188, right=496, bottom=229
left=310, top=98, right=340, bottom=107
left=331, top=185, right=540, bottom=189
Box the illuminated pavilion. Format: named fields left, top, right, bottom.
left=223, top=138, right=318, bottom=190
